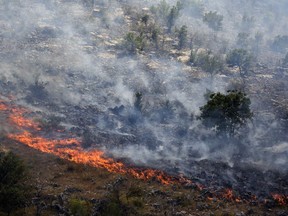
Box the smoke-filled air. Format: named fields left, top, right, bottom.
left=0, top=0, right=288, bottom=215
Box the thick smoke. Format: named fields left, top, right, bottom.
left=0, top=0, right=287, bottom=179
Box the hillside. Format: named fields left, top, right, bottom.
left=0, top=0, right=288, bottom=215
left=0, top=137, right=287, bottom=216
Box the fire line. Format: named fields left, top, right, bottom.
left=1, top=99, right=287, bottom=206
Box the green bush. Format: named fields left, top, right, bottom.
left=193, top=51, right=224, bottom=76
left=0, top=151, right=29, bottom=215
left=100, top=188, right=126, bottom=216
left=124, top=32, right=146, bottom=53
left=69, top=198, right=91, bottom=216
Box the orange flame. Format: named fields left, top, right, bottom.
left=1, top=99, right=288, bottom=205
left=223, top=188, right=233, bottom=200
left=9, top=110, right=41, bottom=131
left=7, top=131, right=177, bottom=185
left=220, top=189, right=242, bottom=203
left=3, top=101, right=187, bottom=185
left=271, top=194, right=287, bottom=206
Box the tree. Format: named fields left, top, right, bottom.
left=178, top=25, right=188, bottom=50
left=134, top=92, right=143, bottom=112
left=226, top=49, right=253, bottom=76
left=150, top=0, right=182, bottom=33
left=0, top=151, right=29, bottom=215
left=198, top=91, right=253, bottom=136
left=203, top=11, right=223, bottom=31
left=150, top=0, right=170, bottom=22
left=167, top=5, right=180, bottom=32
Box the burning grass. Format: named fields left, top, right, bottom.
left=2, top=137, right=287, bottom=216
left=0, top=98, right=288, bottom=215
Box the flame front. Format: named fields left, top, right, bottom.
left=7, top=130, right=178, bottom=185
left=2, top=100, right=181, bottom=185
left=1, top=99, right=287, bottom=205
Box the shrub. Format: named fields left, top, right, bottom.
left=68, top=198, right=91, bottom=216
left=226, top=49, right=253, bottom=75
left=193, top=51, right=224, bottom=76
left=124, top=32, right=146, bottom=53
left=0, top=151, right=29, bottom=215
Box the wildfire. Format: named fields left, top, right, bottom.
left=1, top=99, right=288, bottom=206
left=3, top=101, right=185, bottom=185
left=9, top=109, right=41, bottom=131
left=221, top=189, right=242, bottom=203
left=7, top=131, right=179, bottom=185
left=271, top=194, right=288, bottom=206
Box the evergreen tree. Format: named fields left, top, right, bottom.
left=199, top=91, right=253, bottom=136
left=203, top=11, right=223, bottom=31
left=178, top=25, right=188, bottom=50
